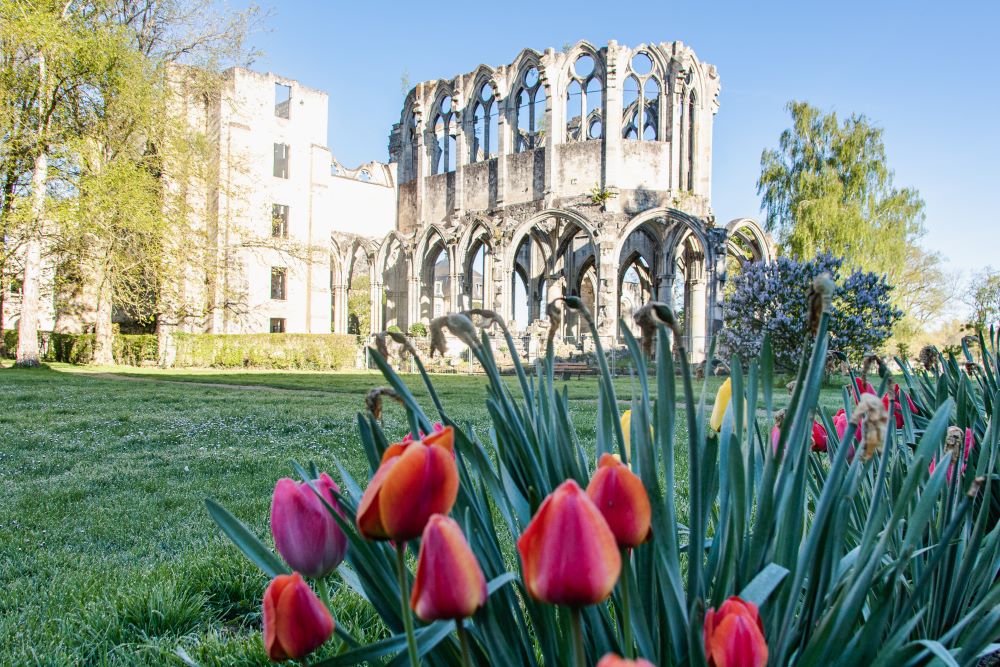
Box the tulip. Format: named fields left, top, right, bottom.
left=620, top=410, right=633, bottom=461
left=596, top=654, right=656, bottom=667
left=586, top=454, right=651, bottom=549
left=811, top=421, right=828, bottom=452
left=710, top=378, right=732, bottom=432
left=271, top=473, right=347, bottom=578
left=402, top=421, right=444, bottom=444
left=262, top=573, right=334, bottom=662
left=930, top=426, right=976, bottom=481
left=853, top=377, right=876, bottom=399
left=356, top=425, right=458, bottom=542
left=518, top=479, right=621, bottom=606
left=704, top=596, right=768, bottom=667
left=770, top=425, right=781, bottom=453
left=834, top=408, right=859, bottom=463
left=882, top=385, right=919, bottom=428
left=411, top=514, right=487, bottom=621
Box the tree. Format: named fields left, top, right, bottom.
left=758, top=102, right=926, bottom=276
left=891, top=245, right=956, bottom=345
left=966, top=267, right=1000, bottom=333
left=719, top=252, right=903, bottom=369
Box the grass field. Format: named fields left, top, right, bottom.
left=0, top=361, right=848, bottom=665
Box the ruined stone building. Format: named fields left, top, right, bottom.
left=3, top=40, right=775, bottom=363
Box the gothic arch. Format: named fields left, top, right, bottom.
left=725, top=217, right=774, bottom=263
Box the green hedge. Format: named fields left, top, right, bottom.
left=1, top=329, right=159, bottom=365
left=173, top=333, right=358, bottom=370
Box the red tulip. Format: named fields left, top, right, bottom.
left=586, top=454, right=652, bottom=548
left=410, top=514, right=487, bottom=621
left=271, top=473, right=347, bottom=578
left=770, top=425, right=781, bottom=454
left=704, top=596, right=768, bottom=667
left=930, top=426, right=976, bottom=481
left=853, top=377, right=876, bottom=400
left=811, top=421, right=828, bottom=452
left=356, top=426, right=459, bottom=542
left=402, top=421, right=445, bottom=444
left=517, top=479, right=621, bottom=606
left=262, top=573, right=334, bottom=661
left=834, top=408, right=859, bottom=462
left=882, top=385, right=919, bottom=428
left=596, top=654, right=656, bottom=667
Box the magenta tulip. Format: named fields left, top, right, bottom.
left=271, top=473, right=347, bottom=578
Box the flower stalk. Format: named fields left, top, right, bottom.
left=396, top=542, right=420, bottom=667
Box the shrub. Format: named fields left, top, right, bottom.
left=1, top=330, right=158, bottom=365
left=208, top=303, right=1000, bottom=666
left=408, top=322, right=427, bottom=337
left=720, top=252, right=902, bottom=369
left=173, top=333, right=357, bottom=370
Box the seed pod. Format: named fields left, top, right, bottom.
left=852, top=393, right=889, bottom=461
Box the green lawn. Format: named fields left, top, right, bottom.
left=0, top=362, right=848, bottom=665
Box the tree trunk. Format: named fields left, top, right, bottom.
left=16, top=151, right=48, bottom=367
left=93, top=265, right=113, bottom=365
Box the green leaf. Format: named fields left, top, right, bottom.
left=204, top=498, right=288, bottom=577
left=738, top=563, right=790, bottom=607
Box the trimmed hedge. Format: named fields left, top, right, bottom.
left=173, top=333, right=358, bottom=370
left=2, top=329, right=359, bottom=369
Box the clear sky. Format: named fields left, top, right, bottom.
left=240, top=0, right=999, bottom=276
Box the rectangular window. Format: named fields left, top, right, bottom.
left=270, top=267, right=287, bottom=300
left=274, top=83, right=291, bottom=119
left=272, top=204, right=289, bottom=238
left=273, top=143, right=289, bottom=179
left=269, top=317, right=286, bottom=333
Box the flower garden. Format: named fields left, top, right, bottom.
left=197, top=295, right=1000, bottom=666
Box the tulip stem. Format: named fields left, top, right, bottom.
left=456, top=618, right=473, bottom=667
left=620, top=548, right=635, bottom=658
left=570, top=607, right=586, bottom=667
left=316, top=577, right=332, bottom=612
left=395, top=542, right=420, bottom=667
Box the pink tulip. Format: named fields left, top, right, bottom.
left=586, top=453, right=652, bottom=549
left=811, top=421, right=828, bottom=452
left=596, top=654, right=656, bottom=667
left=930, top=427, right=976, bottom=481
left=517, top=479, right=621, bottom=606
left=411, top=514, right=487, bottom=621
left=834, top=408, right=858, bottom=463
left=271, top=473, right=347, bottom=578
left=704, top=596, right=768, bottom=667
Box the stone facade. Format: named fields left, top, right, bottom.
left=369, top=40, right=774, bottom=360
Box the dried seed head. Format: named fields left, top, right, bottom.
left=365, top=387, right=403, bottom=420
left=545, top=300, right=563, bottom=349
left=944, top=426, right=964, bottom=458
left=445, top=313, right=481, bottom=351
left=965, top=362, right=979, bottom=376
left=807, top=272, right=835, bottom=335
left=785, top=380, right=797, bottom=395
left=918, top=345, right=938, bottom=371
left=968, top=476, right=986, bottom=498
left=429, top=316, right=449, bottom=358
left=385, top=330, right=419, bottom=358
left=633, top=301, right=684, bottom=357
left=862, top=353, right=888, bottom=379
left=373, top=332, right=390, bottom=360
left=852, top=393, right=889, bottom=461
left=774, top=408, right=787, bottom=429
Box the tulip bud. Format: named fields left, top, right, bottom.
left=710, top=378, right=732, bottom=432
left=271, top=473, right=347, bottom=578
left=517, top=479, right=621, bottom=606
left=410, top=514, right=487, bottom=621
left=596, top=654, right=656, bottom=667
left=586, top=454, right=652, bottom=549
left=703, top=596, right=768, bottom=667
left=356, top=426, right=459, bottom=542
left=262, top=573, right=334, bottom=661
left=811, top=421, right=828, bottom=453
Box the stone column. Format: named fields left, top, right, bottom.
left=686, top=276, right=706, bottom=363
left=413, top=85, right=426, bottom=229
left=602, top=40, right=624, bottom=214
left=370, top=279, right=383, bottom=334
left=453, top=76, right=466, bottom=217
left=541, top=48, right=556, bottom=202
left=448, top=244, right=462, bottom=315
left=595, top=233, right=619, bottom=345
left=496, top=88, right=509, bottom=207
left=669, top=63, right=685, bottom=193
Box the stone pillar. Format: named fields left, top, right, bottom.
left=334, top=283, right=349, bottom=333
left=496, top=90, right=509, bottom=207
left=687, top=277, right=706, bottom=363
left=669, top=63, right=685, bottom=193
left=453, top=76, right=466, bottom=217
left=413, top=84, right=427, bottom=229
left=448, top=244, right=462, bottom=315
left=595, top=234, right=619, bottom=345
left=370, top=279, right=383, bottom=333
left=602, top=40, right=623, bottom=214
left=542, top=48, right=559, bottom=203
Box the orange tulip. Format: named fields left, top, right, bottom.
left=703, top=596, right=768, bottom=667
left=262, top=573, right=334, bottom=661
left=586, top=453, right=652, bottom=549
left=410, top=514, right=487, bottom=621
left=356, top=426, right=459, bottom=542
left=517, top=479, right=621, bottom=606
left=596, top=654, right=656, bottom=667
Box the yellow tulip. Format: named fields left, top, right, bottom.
left=620, top=410, right=633, bottom=461
left=710, top=378, right=732, bottom=432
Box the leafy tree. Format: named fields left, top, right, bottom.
left=348, top=275, right=370, bottom=336
left=966, top=267, right=1000, bottom=333
left=758, top=102, right=926, bottom=277
left=719, top=252, right=902, bottom=369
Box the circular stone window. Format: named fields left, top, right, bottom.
left=575, top=54, right=595, bottom=78
left=631, top=52, right=653, bottom=75
left=524, top=67, right=539, bottom=87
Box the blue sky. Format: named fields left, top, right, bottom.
left=241, top=0, right=999, bottom=275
